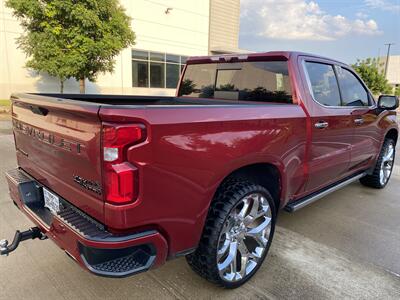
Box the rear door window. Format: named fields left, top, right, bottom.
left=304, top=62, right=341, bottom=107
left=336, top=67, right=369, bottom=107
left=178, top=61, right=293, bottom=104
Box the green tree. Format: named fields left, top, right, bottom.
left=179, top=79, right=196, bottom=95
left=395, top=86, right=400, bottom=97
left=351, top=58, right=392, bottom=95
left=6, top=0, right=135, bottom=93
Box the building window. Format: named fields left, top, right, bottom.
left=132, top=50, right=187, bottom=88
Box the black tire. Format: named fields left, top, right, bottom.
left=186, top=180, right=276, bottom=288
left=360, top=138, right=396, bottom=189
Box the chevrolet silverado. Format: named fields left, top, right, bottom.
left=1, top=51, right=399, bottom=288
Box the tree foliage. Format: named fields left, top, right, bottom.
left=351, top=58, right=393, bottom=95
left=6, top=0, right=135, bottom=93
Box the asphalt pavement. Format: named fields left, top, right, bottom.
left=0, top=120, right=399, bottom=299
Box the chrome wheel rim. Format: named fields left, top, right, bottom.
left=216, top=193, right=272, bottom=282
left=380, top=143, right=394, bottom=185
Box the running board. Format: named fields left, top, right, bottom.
left=285, top=172, right=367, bottom=213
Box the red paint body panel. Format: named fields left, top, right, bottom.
left=11, top=96, right=105, bottom=223
left=99, top=105, right=307, bottom=253
left=6, top=51, right=398, bottom=272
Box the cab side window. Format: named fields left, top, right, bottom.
left=336, top=67, right=369, bottom=107
left=305, top=62, right=341, bottom=107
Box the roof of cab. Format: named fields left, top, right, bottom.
left=186, top=51, right=346, bottom=66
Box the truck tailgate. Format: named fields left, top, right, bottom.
left=11, top=94, right=104, bottom=222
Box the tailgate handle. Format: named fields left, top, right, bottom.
left=30, top=105, right=48, bottom=116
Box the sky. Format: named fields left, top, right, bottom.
left=239, top=0, right=400, bottom=64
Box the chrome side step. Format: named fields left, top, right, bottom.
left=285, top=172, right=366, bottom=213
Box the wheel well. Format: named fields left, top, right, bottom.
left=386, top=129, right=398, bottom=145
left=219, top=163, right=281, bottom=209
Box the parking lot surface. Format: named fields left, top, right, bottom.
left=0, top=121, right=399, bottom=299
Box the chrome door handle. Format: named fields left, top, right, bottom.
left=354, top=118, right=364, bottom=125
left=315, top=121, right=329, bottom=129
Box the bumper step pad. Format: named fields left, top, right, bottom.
left=79, top=244, right=156, bottom=277
left=57, top=206, right=111, bottom=240
left=91, top=249, right=150, bottom=274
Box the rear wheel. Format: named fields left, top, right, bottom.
left=360, top=138, right=395, bottom=188
left=186, top=180, right=276, bottom=288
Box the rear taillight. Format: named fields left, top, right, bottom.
left=102, top=123, right=146, bottom=205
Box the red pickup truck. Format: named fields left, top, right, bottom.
left=2, top=51, right=398, bottom=288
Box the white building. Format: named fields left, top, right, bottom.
left=378, top=55, right=400, bottom=93
left=0, top=0, right=241, bottom=99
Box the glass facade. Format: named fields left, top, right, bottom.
left=132, top=50, right=188, bottom=89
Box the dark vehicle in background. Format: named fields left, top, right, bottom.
left=2, top=51, right=398, bottom=288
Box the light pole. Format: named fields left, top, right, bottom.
left=384, top=43, right=395, bottom=78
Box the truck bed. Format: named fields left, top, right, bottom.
left=28, top=93, right=257, bottom=106
left=10, top=91, right=304, bottom=229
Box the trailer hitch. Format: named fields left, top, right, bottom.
left=0, top=227, right=47, bottom=256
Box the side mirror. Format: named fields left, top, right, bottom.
left=378, top=95, right=399, bottom=110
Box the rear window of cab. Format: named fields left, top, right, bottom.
left=178, top=61, right=293, bottom=104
